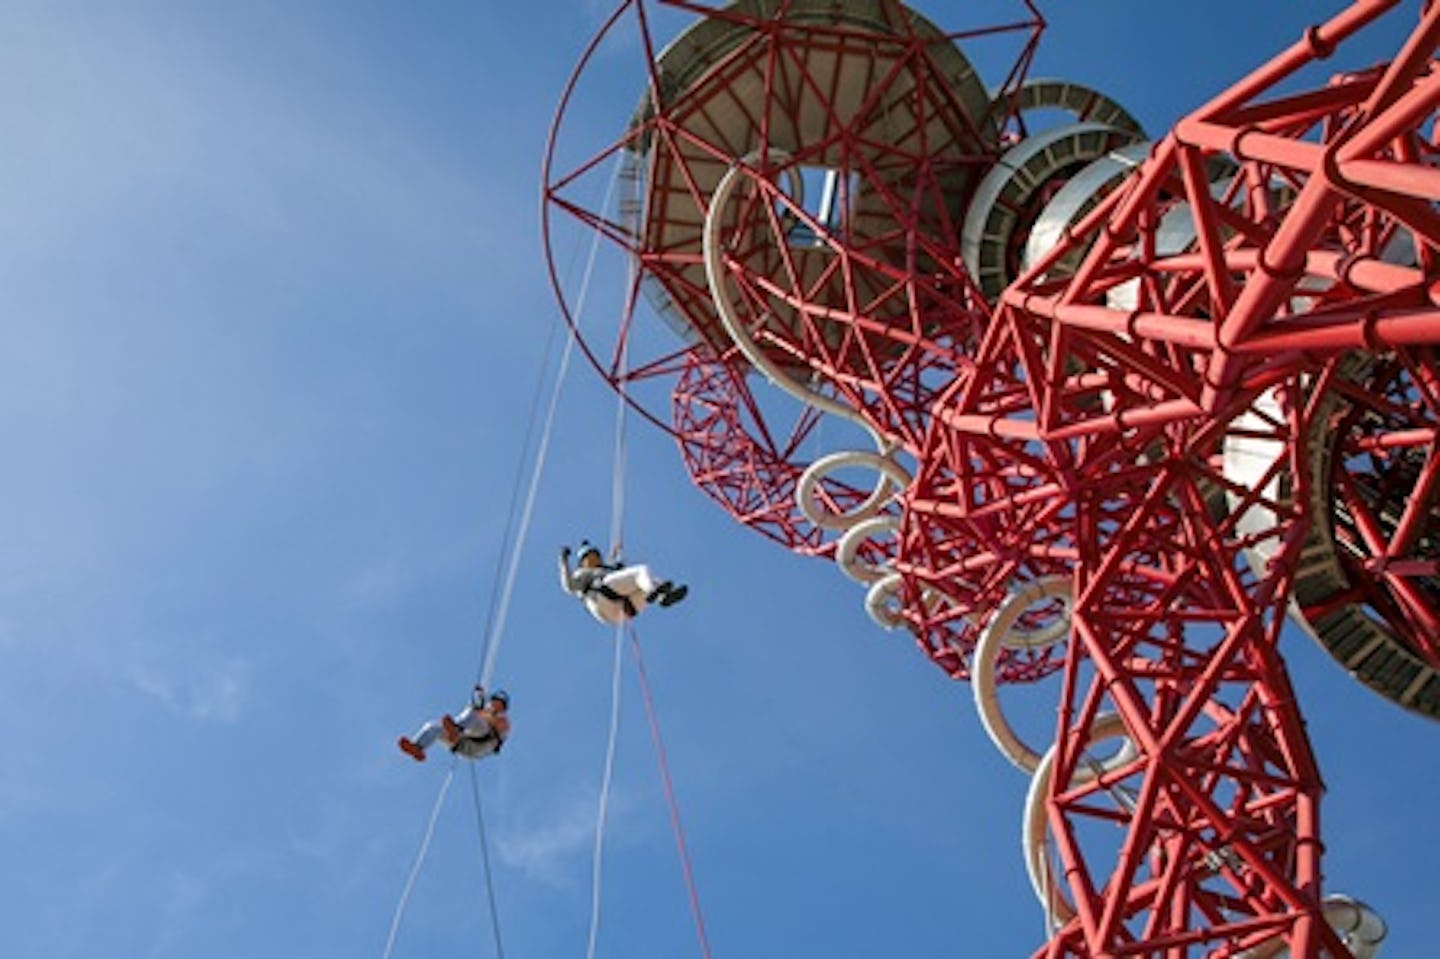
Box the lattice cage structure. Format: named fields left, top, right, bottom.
left=545, top=1, right=1434, bottom=955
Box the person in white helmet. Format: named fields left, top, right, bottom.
left=398, top=686, right=511, bottom=762
left=557, top=540, right=688, bottom=625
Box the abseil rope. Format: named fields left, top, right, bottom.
left=606, top=354, right=628, bottom=557
left=477, top=324, right=577, bottom=690
left=476, top=312, right=561, bottom=684
left=381, top=761, right=458, bottom=959
left=467, top=762, right=506, bottom=959
left=476, top=149, right=624, bottom=690
left=629, top=624, right=713, bottom=959
left=458, top=153, right=625, bottom=959
left=585, top=624, right=626, bottom=959
left=605, top=199, right=635, bottom=560
left=584, top=211, right=712, bottom=953
left=383, top=154, right=626, bottom=959
left=586, top=224, right=635, bottom=957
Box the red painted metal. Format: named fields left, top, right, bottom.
left=544, top=0, right=1438, bottom=955
left=925, top=1, right=1434, bottom=952
left=1310, top=349, right=1440, bottom=666
left=542, top=0, right=1058, bottom=682
left=671, top=348, right=878, bottom=554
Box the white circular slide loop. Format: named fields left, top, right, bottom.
left=836, top=515, right=900, bottom=584
left=972, top=576, right=1080, bottom=772
left=1232, top=894, right=1387, bottom=959
left=864, top=572, right=953, bottom=631
left=796, top=448, right=913, bottom=530
left=865, top=572, right=907, bottom=629
left=705, top=152, right=911, bottom=544
left=703, top=149, right=877, bottom=435
left=1022, top=711, right=1134, bottom=926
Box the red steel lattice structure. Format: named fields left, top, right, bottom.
left=544, top=1, right=1436, bottom=955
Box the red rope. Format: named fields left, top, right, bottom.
left=627, top=625, right=714, bottom=959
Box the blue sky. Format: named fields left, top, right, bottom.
left=1, top=2, right=1433, bottom=957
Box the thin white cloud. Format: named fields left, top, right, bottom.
left=127, top=663, right=178, bottom=710
left=147, top=869, right=208, bottom=959
left=126, top=657, right=251, bottom=725
left=187, top=658, right=251, bottom=724
left=497, top=787, right=636, bottom=887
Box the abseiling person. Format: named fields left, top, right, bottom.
left=398, top=686, right=511, bottom=762
left=558, top=540, right=688, bottom=625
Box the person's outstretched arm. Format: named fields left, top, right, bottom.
left=558, top=546, right=580, bottom=596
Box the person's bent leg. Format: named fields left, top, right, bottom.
left=605, top=565, right=657, bottom=598
left=399, top=719, right=442, bottom=762
left=585, top=594, right=631, bottom=624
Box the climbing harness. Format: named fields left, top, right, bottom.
left=451, top=727, right=504, bottom=760
left=586, top=579, right=638, bottom=619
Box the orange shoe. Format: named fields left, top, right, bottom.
left=398, top=737, right=426, bottom=762
left=441, top=715, right=462, bottom=744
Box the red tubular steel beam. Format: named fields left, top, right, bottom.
left=1240, top=309, right=1440, bottom=353
left=549, top=1, right=1440, bottom=956
left=1190, top=0, right=1397, bottom=121
left=1180, top=110, right=1440, bottom=203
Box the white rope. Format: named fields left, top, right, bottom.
left=607, top=355, right=629, bottom=556
left=383, top=132, right=628, bottom=959
left=478, top=152, right=624, bottom=689
left=585, top=626, right=626, bottom=959
left=606, top=176, right=637, bottom=559
left=588, top=164, right=636, bottom=957
left=480, top=327, right=577, bottom=689
left=381, top=762, right=457, bottom=959
left=467, top=762, right=506, bottom=959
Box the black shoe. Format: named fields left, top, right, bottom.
left=659, top=584, right=688, bottom=607
left=647, top=581, right=675, bottom=604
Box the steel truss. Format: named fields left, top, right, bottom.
left=545, top=0, right=1436, bottom=954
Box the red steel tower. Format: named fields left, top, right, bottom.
left=544, top=1, right=1433, bottom=955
